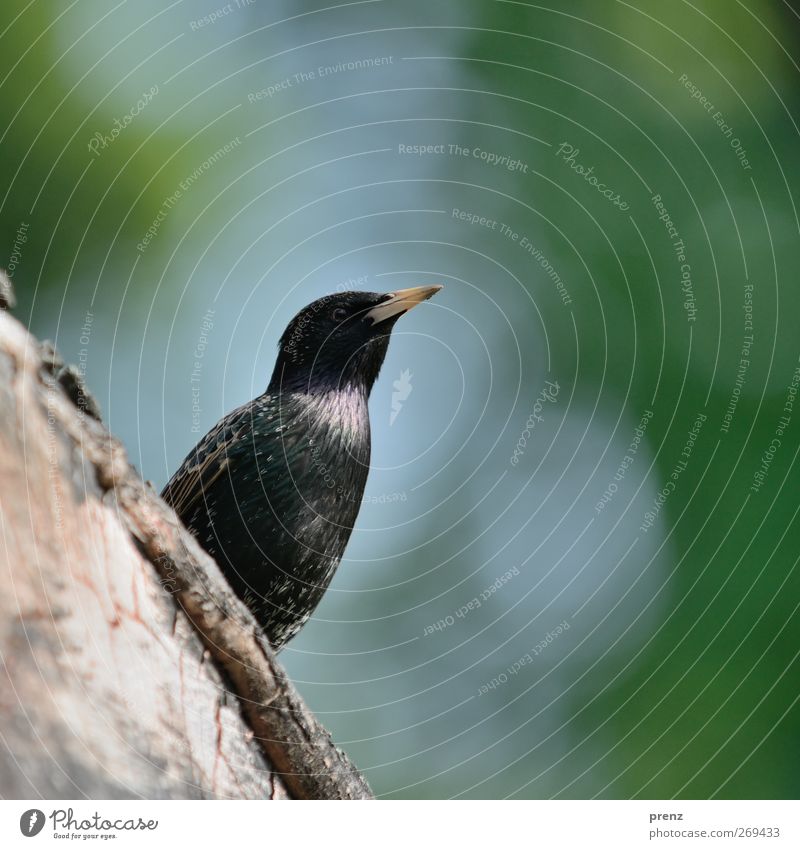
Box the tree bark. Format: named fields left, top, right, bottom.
left=0, top=299, right=372, bottom=800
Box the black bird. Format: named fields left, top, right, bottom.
left=162, top=285, right=442, bottom=649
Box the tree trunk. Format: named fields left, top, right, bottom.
left=0, top=294, right=372, bottom=800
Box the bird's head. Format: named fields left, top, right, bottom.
left=269, top=285, right=442, bottom=394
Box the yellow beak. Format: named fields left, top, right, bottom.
left=365, top=285, right=443, bottom=325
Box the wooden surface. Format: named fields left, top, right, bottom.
left=0, top=308, right=371, bottom=800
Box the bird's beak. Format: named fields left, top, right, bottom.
left=365, top=285, right=443, bottom=325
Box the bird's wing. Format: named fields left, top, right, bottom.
left=161, top=402, right=253, bottom=520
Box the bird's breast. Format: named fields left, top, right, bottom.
left=289, top=387, right=371, bottom=453
left=275, top=388, right=372, bottom=535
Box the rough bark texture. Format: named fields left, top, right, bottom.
left=0, top=304, right=372, bottom=800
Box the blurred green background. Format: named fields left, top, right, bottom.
left=3, top=0, right=799, bottom=798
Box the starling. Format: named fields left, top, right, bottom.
left=162, top=285, right=442, bottom=649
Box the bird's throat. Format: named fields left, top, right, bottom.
left=289, top=386, right=371, bottom=457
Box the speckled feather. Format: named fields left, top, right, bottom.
left=162, top=389, right=371, bottom=648
left=162, top=287, right=440, bottom=650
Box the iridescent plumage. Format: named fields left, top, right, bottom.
left=162, top=286, right=441, bottom=649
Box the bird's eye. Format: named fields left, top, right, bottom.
left=332, top=307, right=347, bottom=322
